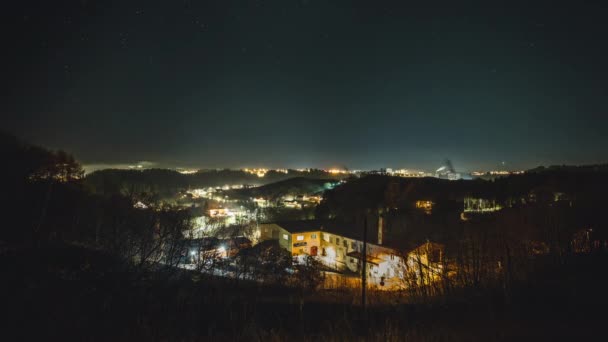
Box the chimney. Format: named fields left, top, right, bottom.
left=377, top=214, right=384, bottom=245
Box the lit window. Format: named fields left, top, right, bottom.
left=323, top=233, right=330, bottom=242
left=297, top=235, right=304, bottom=241
left=283, top=234, right=288, bottom=240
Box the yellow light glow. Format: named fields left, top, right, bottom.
left=326, top=247, right=336, bottom=259
left=327, top=169, right=349, bottom=174
left=178, top=169, right=198, bottom=174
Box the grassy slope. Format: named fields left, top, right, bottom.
left=2, top=244, right=606, bottom=341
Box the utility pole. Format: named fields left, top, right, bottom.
left=361, top=212, right=367, bottom=310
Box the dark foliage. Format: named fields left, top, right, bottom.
left=225, top=177, right=337, bottom=202
left=2, top=133, right=607, bottom=340
left=84, top=168, right=345, bottom=200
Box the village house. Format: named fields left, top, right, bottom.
left=258, top=219, right=443, bottom=289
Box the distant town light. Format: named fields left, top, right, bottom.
left=177, top=169, right=198, bottom=174
left=243, top=168, right=270, bottom=177
left=415, top=200, right=434, bottom=214
left=327, top=168, right=349, bottom=174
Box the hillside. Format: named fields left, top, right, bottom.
left=226, top=177, right=339, bottom=200
left=84, top=169, right=345, bottom=198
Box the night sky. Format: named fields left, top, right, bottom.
left=4, top=1, right=608, bottom=171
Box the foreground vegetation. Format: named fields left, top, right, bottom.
left=1, top=132, right=607, bottom=340
left=2, top=244, right=605, bottom=341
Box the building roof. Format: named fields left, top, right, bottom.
left=263, top=219, right=376, bottom=244
left=264, top=219, right=327, bottom=234
left=264, top=219, right=442, bottom=254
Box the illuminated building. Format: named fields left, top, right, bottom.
left=283, top=200, right=302, bottom=209
left=415, top=200, right=434, bottom=214
left=463, top=197, right=502, bottom=213
left=176, top=237, right=221, bottom=265
left=187, top=188, right=209, bottom=198
left=303, top=195, right=322, bottom=204
left=404, top=242, right=444, bottom=285
left=253, top=197, right=269, bottom=208
left=435, top=160, right=466, bottom=180
left=471, top=170, right=525, bottom=180
left=218, top=237, right=252, bottom=257
left=133, top=201, right=149, bottom=209
left=258, top=220, right=444, bottom=289
left=183, top=237, right=251, bottom=263
left=176, top=169, right=198, bottom=174
left=326, top=168, right=350, bottom=175
left=391, top=169, right=430, bottom=178
left=209, top=208, right=234, bottom=217
left=207, top=207, right=249, bottom=226
left=243, top=168, right=269, bottom=177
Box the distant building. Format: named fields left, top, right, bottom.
left=435, top=159, right=463, bottom=180
left=463, top=197, right=502, bottom=213
left=391, top=169, right=430, bottom=178
left=218, top=236, right=252, bottom=257
left=415, top=200, right=434, bottom=214
left=283, top=200, right=302, bottom=209
left=133, top=201, right=148, bottom=209
left=306, top=195, right=322, bottom=202
left=253, top=197, right=270, bottom=208
left=209, top=208, right=234, bottom=217
left=180, top=236, right=252, bottom=263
